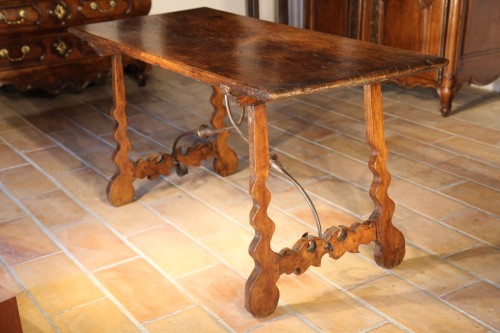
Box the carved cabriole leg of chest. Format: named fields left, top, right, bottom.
left=364, top=83, right=405, bottom=268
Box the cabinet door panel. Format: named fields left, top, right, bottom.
left=373, top=0, right=447, bottom=83
left=304, top=0, right=352, bottom=37
left=462, top=0, right=500, bottom=56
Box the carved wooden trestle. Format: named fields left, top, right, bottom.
left=106, top=54, right=238, bottom=207
left=244, top=83, right=405, bottom=317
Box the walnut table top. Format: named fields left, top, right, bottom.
left=69, top=7, right=447, bottom=104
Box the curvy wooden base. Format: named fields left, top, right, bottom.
left=245, top=83, right=405, bottom=317
left=245, top=103, right=280, bottom=317
left=364, top=83, right=405, bottom=268
left=107, top=55, right=238, bottom=206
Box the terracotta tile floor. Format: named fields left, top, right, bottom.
left=0, top=67, right=499, bottom=333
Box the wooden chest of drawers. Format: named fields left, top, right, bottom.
left=302, top=0, right=500, bottom=116
left=0, top=0, right=151, bottom=93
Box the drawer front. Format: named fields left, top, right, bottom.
left=0, top=33, right=98, bottom=71
left=78, top=0, right=131, bottom=20
left=0, top=0, right=148, bottom=33
left=0, top=1, right=79, bottom=32
left=0, top=2, right=42, bottom=31
left=0, top=41, right=45, bottom=69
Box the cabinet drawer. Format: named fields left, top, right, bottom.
left=0, top=2, right=41, bottom=31
left=0, top=32, right=98, bottom=71
left=0, top=0, right=146, bottom=33
left=0, top=1, right=78, bottom=32
left=78, top=0, right=131, bottom=20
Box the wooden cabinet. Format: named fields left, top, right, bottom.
left=303, top=0, right=500, bottom=116
left=0, top=0, right=151, bottom=94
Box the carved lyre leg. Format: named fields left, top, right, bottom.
left=210, top=86, right=239, bottom=176
left=106, top=54, right=136, bottom=207
left=245, top=103, right=280, bottom=317
left=364, top=83, right=405, bottom=268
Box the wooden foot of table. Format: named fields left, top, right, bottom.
left=106, top=56, right=239, bottom=206
left=245, top=103, right=280, bottom=317
left=245, top=84, right=405, bottom=317
left=364, top=83, right=405, bottom=268
left=107, top=54, right=136, bottom=207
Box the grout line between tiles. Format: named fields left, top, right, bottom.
left=438, top=279, right=480, bottom=298
left=376, top=264, right=499, bottom=332
left=90, top=255, right=142, bottom=273
left=394, top=203, right=500, bottom=252
left=310, top=271, right=414, bottom=333
left=139, top=304, right=198, bottom=327
left=359, top=320, right=395, bottom=333
left=382, top=107, right=500, bottom=148
left=241, top=312, right=323, bottom=333
left=397, top=238, right=500, bottom=291
left=435, top=179, right=469, bottom=191
left=51, top=296, right=108, bottom=317
left=0, top=162, right=31, bottom=172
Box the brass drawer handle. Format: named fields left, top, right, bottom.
left=90, top=0, right=117, bottom=13
left=0, top=45, right=31, bottom=62
left=0, top=9, right=28, bottom=25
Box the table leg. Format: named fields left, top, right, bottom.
left=210, top=86, right=239, bottom=176
left=364, top=83, right=405, bottom=268
left=245, top=103, right=280, bottom=317
left=105, top=69, right=239, bottom=206
left=106, top=54, right=136, bottom=207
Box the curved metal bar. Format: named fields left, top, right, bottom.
left=269, top=154, right=323, bottom=237
left=171, top=124, right=231, bottom=176
left=224, top=94, right=249, bottom=143
left=171, top=131, right=196, bottom=176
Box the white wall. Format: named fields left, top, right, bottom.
left=150, top=0, right=245, bottom=16
left=150, top=0, right=276, bottom=21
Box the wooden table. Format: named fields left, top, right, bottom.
left=69, top=7, right=448, bottom=317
